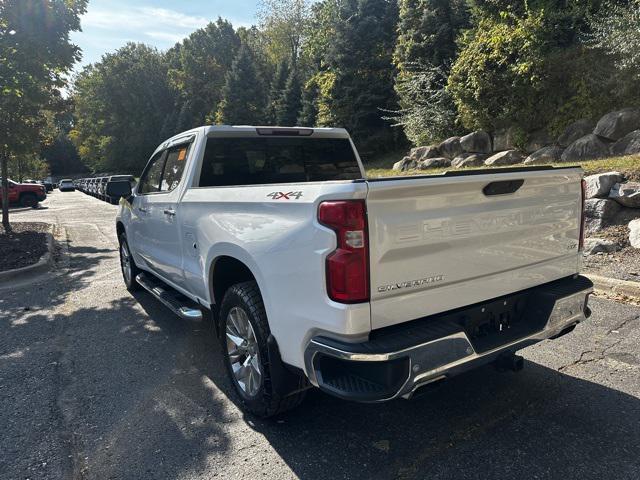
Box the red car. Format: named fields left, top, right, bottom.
left=0, top=178, right=47, bottom=207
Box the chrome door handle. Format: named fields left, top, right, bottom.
left=163, top=209, right=176, bottom=216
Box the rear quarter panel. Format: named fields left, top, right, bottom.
left=179, top=181, right=371, bottom=369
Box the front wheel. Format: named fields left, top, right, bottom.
left=20, top=193, right=38, bottom=208
left=220, top=281, right=306, bottom=417
left=119, top=234, right=140, bottom=292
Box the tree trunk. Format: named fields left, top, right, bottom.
left=1, top=152, right=10, bottom=233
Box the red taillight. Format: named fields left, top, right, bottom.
left=318, top=200, right=369, bottom=303
left=579, top=179, right=586, bottom=251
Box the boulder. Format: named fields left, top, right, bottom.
left=524, top=146, right=563, bottom=165
left=410, top=145, right=440, bottom=161
left=393, top=156, right=416, bottom=172
left=583, top=238, right=621, bottom=255
left=524, top=129, right=552, bottom=153
left=560, top=134, right=610, bottom=162
left=484, top=150, right=525, bottom=166
left=492, top=127, right=517, bottom=152
left=438, top=136, right=463, bottom=159
left=594, top=108, right=640, bottom=141
left=460, top=131, right=492, bottom=154
left=558, top=119, right=597, bottom=147
left=585, top=198, right=622, bottom=222
left=609, top=182, right=640, bottom=208
left=611, top=129, right=640, bottom=156
left=451, top=154, right=488, bottom=168
left=630, top=219, right=640, bottom=248
left=585, top=172, right=624, bottom=199
left=418, top=157, right=451, bottom=169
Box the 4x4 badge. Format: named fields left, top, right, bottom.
left=267, top=191, right=303, bottom=200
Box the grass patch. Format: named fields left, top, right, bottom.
left=364, top=154, right=640, bottom=179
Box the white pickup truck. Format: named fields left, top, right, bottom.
left=110, top=126, right=593, bottom=417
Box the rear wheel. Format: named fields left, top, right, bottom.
left=220, top=281, right=306, bottom=417
left=20, top=193, right=38, bottom=208
left=119, top=234, right=140, bottom=292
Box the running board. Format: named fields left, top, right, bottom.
left=136, top=273, right=203, bottom=321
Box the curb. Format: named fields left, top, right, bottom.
left=0, top=228, right=54, bottom=284
left=586, top=273, right=640, bottom=301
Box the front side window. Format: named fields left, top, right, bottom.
left=160, top=144, right=190, bottom=192
left=198, top=137, right=361, bottom=187
left=138, top=151, right=166, bottom=194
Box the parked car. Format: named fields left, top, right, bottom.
left=110, top=125, right=593, bottom=417
left=42, top=180, right=54, bottom=192
left=0, top=177, right=47, bottom=207
left=59, top=179, right=75, bottom=192
left=98, top=177, right=109, bottom=200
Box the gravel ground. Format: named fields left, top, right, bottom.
left=0, top=222, right=50, bottom=272
left=583, top=218, right=640, bottom=282
left=1, top=191, right=639, bottom=480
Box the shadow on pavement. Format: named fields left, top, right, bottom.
left=2, top=212, right=639, bottom=479
left=247, top=359, right=640, bottom=480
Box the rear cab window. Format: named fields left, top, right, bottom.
left=198, top=136, right=362, bottom=187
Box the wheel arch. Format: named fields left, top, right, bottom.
left=210, top=255, right=260, bottom=308
left=116, top=221, right=126, bottom=240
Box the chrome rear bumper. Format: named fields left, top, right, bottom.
left=304, top=275, right=593, bottom=402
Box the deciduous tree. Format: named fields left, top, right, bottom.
left=0, top=0, right=86, bottom=231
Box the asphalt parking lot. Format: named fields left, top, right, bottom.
left=1, top=191, right=639, bottom=480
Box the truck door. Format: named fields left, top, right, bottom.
left=137, top=142, right=191, bottom=289
left=129, top=150, right=166, bottom=268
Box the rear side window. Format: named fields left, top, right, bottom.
left=198, top=137, right=361, bottom=187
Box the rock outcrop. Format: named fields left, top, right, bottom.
left=460, top=131, right=492, bottom=154
left=594, top=108, right=640, bottom=141
left=560, top=134, right=610, bottom=162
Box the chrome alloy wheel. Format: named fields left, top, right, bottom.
left=120, top=242, right=132, bottom=285
left=226, top=306, right=262, bottom=397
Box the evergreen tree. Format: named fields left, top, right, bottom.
left=298, top=80, right=319, bottom=126
left=216, top=45, right=267, bottom=125
left=265, top=60, right=290, bottom=123
left=326, top=0, right=400, bottom=150
left=394, top=0, right=469, bottom=72
left=276, top=69, right=302, bottom=126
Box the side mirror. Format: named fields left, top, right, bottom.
left=106, top=180, right=132, bottom=199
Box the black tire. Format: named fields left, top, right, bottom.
left=20, top=193, right=38, bottom=208
left=219, top=281, right=306, bottom=417
left=118, top=234, right=141, bottom=292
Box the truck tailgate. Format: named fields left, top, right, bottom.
left=366, top=168, right=583, bottom=330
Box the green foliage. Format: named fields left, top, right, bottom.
left=298, top=79, right=320, bottom=126
left=448, top=2, right=640, bottom=138
left=394, top=0, right=469, bottom=71
left=39, top=108, right=85, bottom=175
left=166, top=19, right=241, bottom=130
left=384, top=63, right=458, bottom=146
left=448, top=12, right=550, bottom=132
left=0, top=0, right=86, bottom=154
left=0, top=0, right=86, bottom=228
left=257, top=0, right=312, bottom=66
left=7, top=153, right=49, bottom=181
left=70, top=43, right=175, bottom=173
left=322, top=0, right=401, bottom=152
left=265, top=60, right=290, bottom=123
left=588, top=0, right=640, bottom=75
left=275, top=69, right=302, bottom=126
left=216, top=45, right=268, bottom=125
